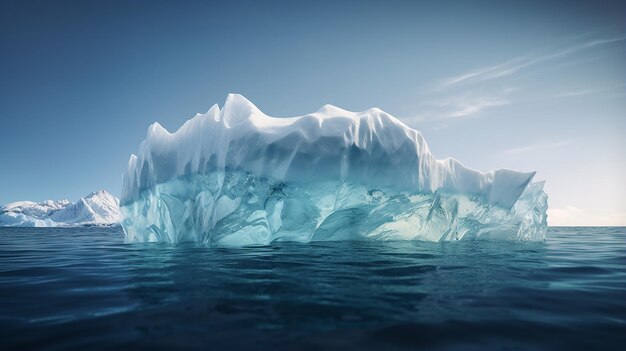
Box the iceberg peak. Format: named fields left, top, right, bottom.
left=221, top=93, right=264, bottom=127
left=316, top=103, right=354, bottom=116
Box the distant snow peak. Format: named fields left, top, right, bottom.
left=0, top=190, right=121, bottom=227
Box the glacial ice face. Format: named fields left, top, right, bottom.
left=121, top=94, right=548, bottom=244
left=121, top=173, right=547, bottom=244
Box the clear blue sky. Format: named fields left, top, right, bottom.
left=1, top=0, right=624, bottom=225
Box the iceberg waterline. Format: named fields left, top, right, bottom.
left=121, top=94, right=548, bottom=244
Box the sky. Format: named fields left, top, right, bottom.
left=0, top=0, right=624, bottom=225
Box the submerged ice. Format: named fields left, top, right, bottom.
left=121, top=94, right=547, bottom=244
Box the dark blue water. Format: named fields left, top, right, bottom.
left=0, top=227, right=624, bottom=350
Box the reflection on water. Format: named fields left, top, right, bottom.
left=0, top=227, right=624, bottom=350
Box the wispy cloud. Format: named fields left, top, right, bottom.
left=550, top=89, right=604, bottom=99
left=547, top=83, right=626, bottom=99
left=441, top=59, right=524, bottom=88
left=402, top=35, right=625, bottom=125
left=440, top=96, right=511, bottom=118
left=440, top=36, right=626, bottom=88
left=440, top=57, right=526, bottom=87
left=404, top=93, right=512, bottom=122
left=503, top=140, right=573, bottom=155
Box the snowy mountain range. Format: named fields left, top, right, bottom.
left=0, top=190, right=122, bottom=227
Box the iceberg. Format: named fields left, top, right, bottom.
left=121, top=94, right=547, bottom=244
left=0, top=190, right=122, bottom=227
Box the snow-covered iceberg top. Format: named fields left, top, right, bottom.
left=123, top=94, right=534, bottom=208
left=121, top=94, right=547, bottom=244
left=0, top=190, right=122, bottom=227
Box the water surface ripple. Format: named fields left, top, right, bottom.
left=0, top=227, right=624, bottom=350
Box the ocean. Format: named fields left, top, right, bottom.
left=0, top=226, right=624, bottom=350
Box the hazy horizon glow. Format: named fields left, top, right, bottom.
left=1, top=0, right=624, bottom=225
